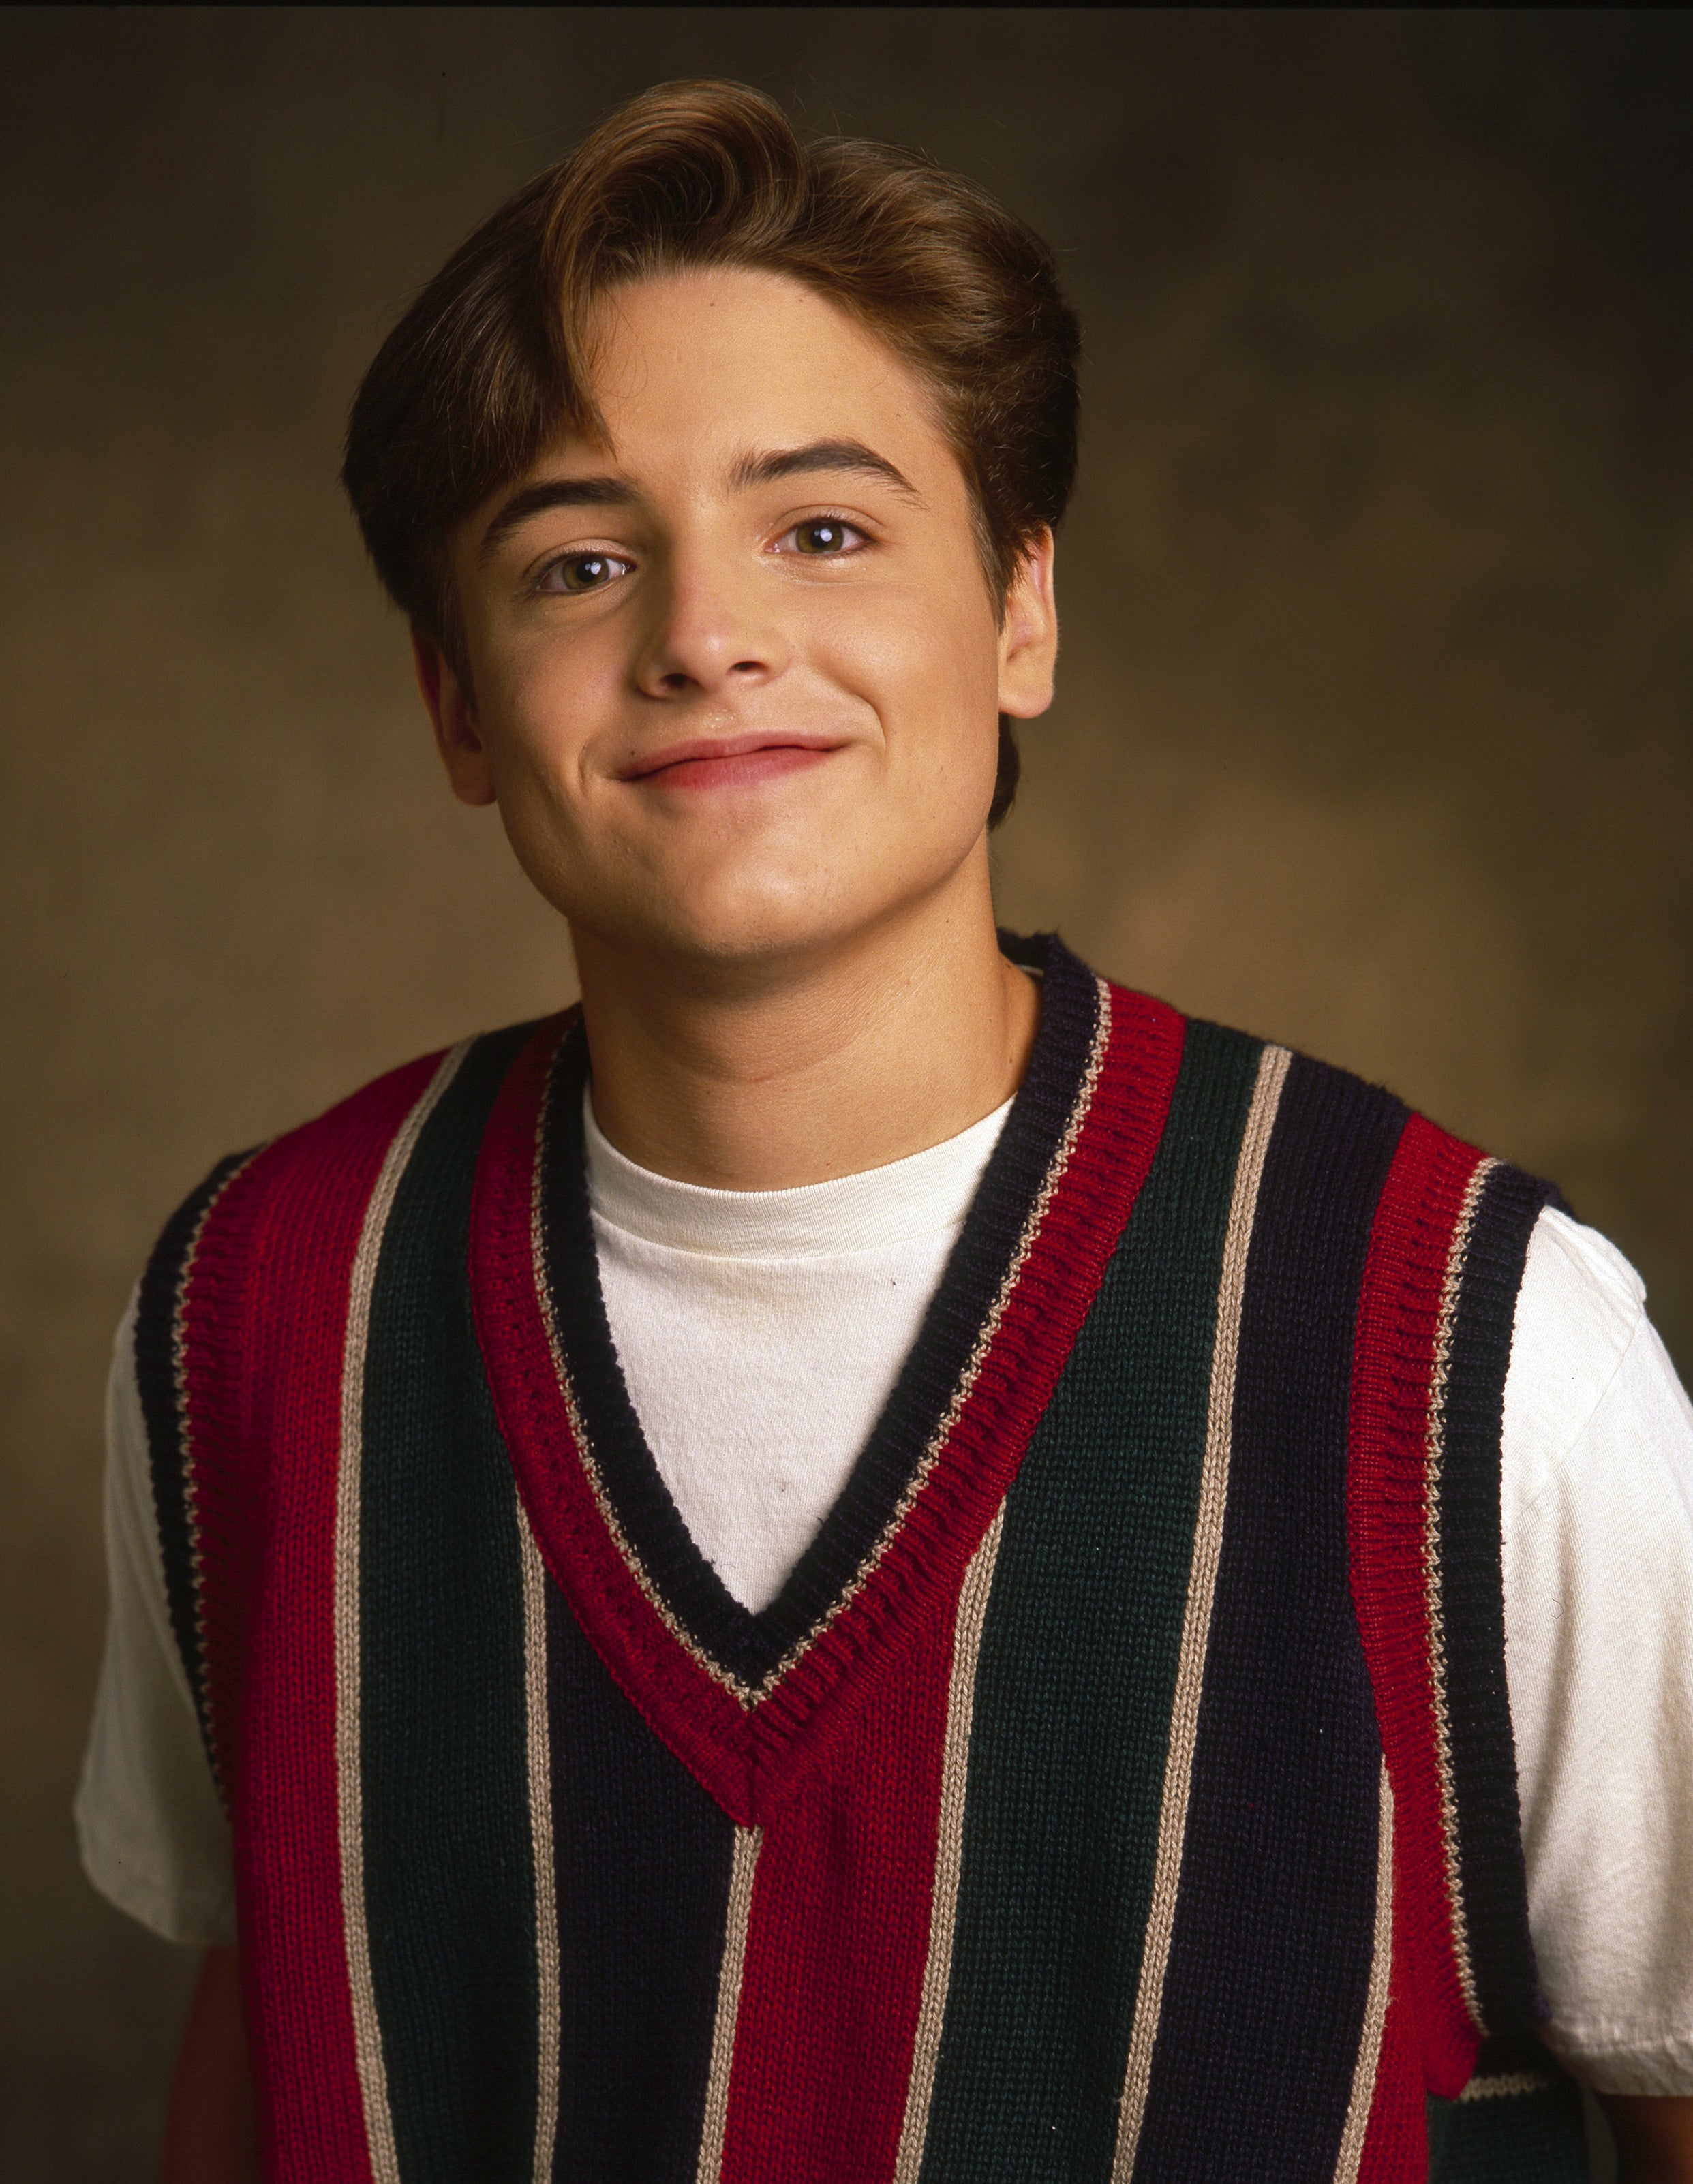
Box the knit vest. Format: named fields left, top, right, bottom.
left=136, top=936, right=1589, bottom=2184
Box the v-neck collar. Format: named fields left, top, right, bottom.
left=470, top=936, right=1185, bottom=1821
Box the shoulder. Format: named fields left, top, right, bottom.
left=1153, top=996, right=1559, bottom=1241
left=146, top=1019, right=560, bottom=1261
left=135, top=1019, right=562, bottom=1385
left=1141, top=993, right=1540, bottom=1251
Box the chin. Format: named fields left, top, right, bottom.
left=627, top=847, right=906, bottom=974
left=657, top=887, right=865, bottom=971
left=554, top=807, right=988, bottom=976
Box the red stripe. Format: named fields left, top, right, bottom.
left=721, top=1597, right=956, bottom=2184
left=1347, top=1111, right=1487, bottom=2102
left=471, top=989, right=1185, bottom=1828
left=183, top=1053, right=442, bottom=2182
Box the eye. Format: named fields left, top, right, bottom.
left=776, top=517, right=868, bottom=557
left=537, top=551, right=631, bottom=596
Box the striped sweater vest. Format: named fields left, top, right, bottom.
left=136, top=936, right=1590, bottom=2184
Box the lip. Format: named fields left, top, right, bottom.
left=617, top=732, right=846, bottom=791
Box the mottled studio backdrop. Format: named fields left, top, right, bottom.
left=2, top=9, right=1689, bottom=2176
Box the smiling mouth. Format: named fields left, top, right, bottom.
left=620, top=733, right=846, bottom=791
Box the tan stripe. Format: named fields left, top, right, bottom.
left=1460, top=2070, right=1553, bottom=2102
left=695, top=1825, right=763, bottom=2184
left=891, top=1505, right=1008, bottom=2183
left=1332, top=1760, right=1397, bottom=2183
left=519, top=1511, right=560, bottom=2184
left=335, top=1043, right=470, bottom=2184
left=1112, top=1042, right=1292, bottom=2181
left=1424, top=1156, right=1497, bottom=2037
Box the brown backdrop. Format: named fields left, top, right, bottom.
left=3, top=10, right=1689, bottom=2176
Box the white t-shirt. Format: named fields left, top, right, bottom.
left=76, top=1093, right=1693, bottom=2096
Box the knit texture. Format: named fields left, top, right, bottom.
left=138, top=936, right=1585, bottom=2182
left=1347, top=1113, right=1579, bottom=2178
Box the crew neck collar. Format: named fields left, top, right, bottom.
left=582, top=1088, right=1014, bottom=1258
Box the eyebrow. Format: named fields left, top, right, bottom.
left=478, top=438, right=921, bottom=561
left=727, top=440, right=921, bottom=499
left=478, top=474, right=637, bottom=561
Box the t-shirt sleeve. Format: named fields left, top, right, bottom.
left=1502, top=1205, right=1693, bottom=2095
left=74, top=1290, right=237, bottom=1948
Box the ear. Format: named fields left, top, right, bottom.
left=412, top=630, right=497, bottom=808
left=996, top=529, right=1058, bottom=722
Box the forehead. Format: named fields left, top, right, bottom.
left=575, top=266, right=954, bottom=485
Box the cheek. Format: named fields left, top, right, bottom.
left=819, top=561, right=999, bottom=720
left=853, top=590, right=1001, bottom=789
left=479, top=639, right=612, bottom=803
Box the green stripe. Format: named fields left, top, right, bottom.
left=1427, top=2077, right=1590, bottom=2183
left=360, top=1026, right=541, bottom=2184
left=919, top=1020, right=1266, bottom=2183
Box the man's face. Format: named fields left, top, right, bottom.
left=429, top=266, right=1056, bottom=973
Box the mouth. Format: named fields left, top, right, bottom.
left=618, top=732, right=846, bottom=793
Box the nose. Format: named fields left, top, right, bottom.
left=633, top=544, right=787, bottom=699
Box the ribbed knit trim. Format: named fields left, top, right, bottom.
left=1425, top=2046, right=1589, bottom=2183
left=536, top=936, right=1108, bottom=1692
left=1439, top=1163, right=1561, bottom=2043
left=470, top=935, right=1187, bottom=1821
left=133, top=1145, right=261, bottom=1782
left=1349, top=1115, right=1564, bottom=2108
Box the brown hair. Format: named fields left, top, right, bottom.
left=341, top=80, right=1079, bottom=825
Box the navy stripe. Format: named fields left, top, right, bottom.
left=536, top=933, right=1106, bottom=1688
left=134, top=1149, right=253, bottom=1759
left=359, top=1025, right=541, bottom=2184
left=1439, top=1162, right=1562, bottom=2040
left=546, top=1580, right=737, bottom=2182
left=1133, top=1053, right=1407, bottom=2181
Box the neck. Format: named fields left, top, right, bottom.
left=570, top=854, right=1038, bottom=1190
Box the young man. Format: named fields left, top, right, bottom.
left=77, top=80, right=1693, bottom=2184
